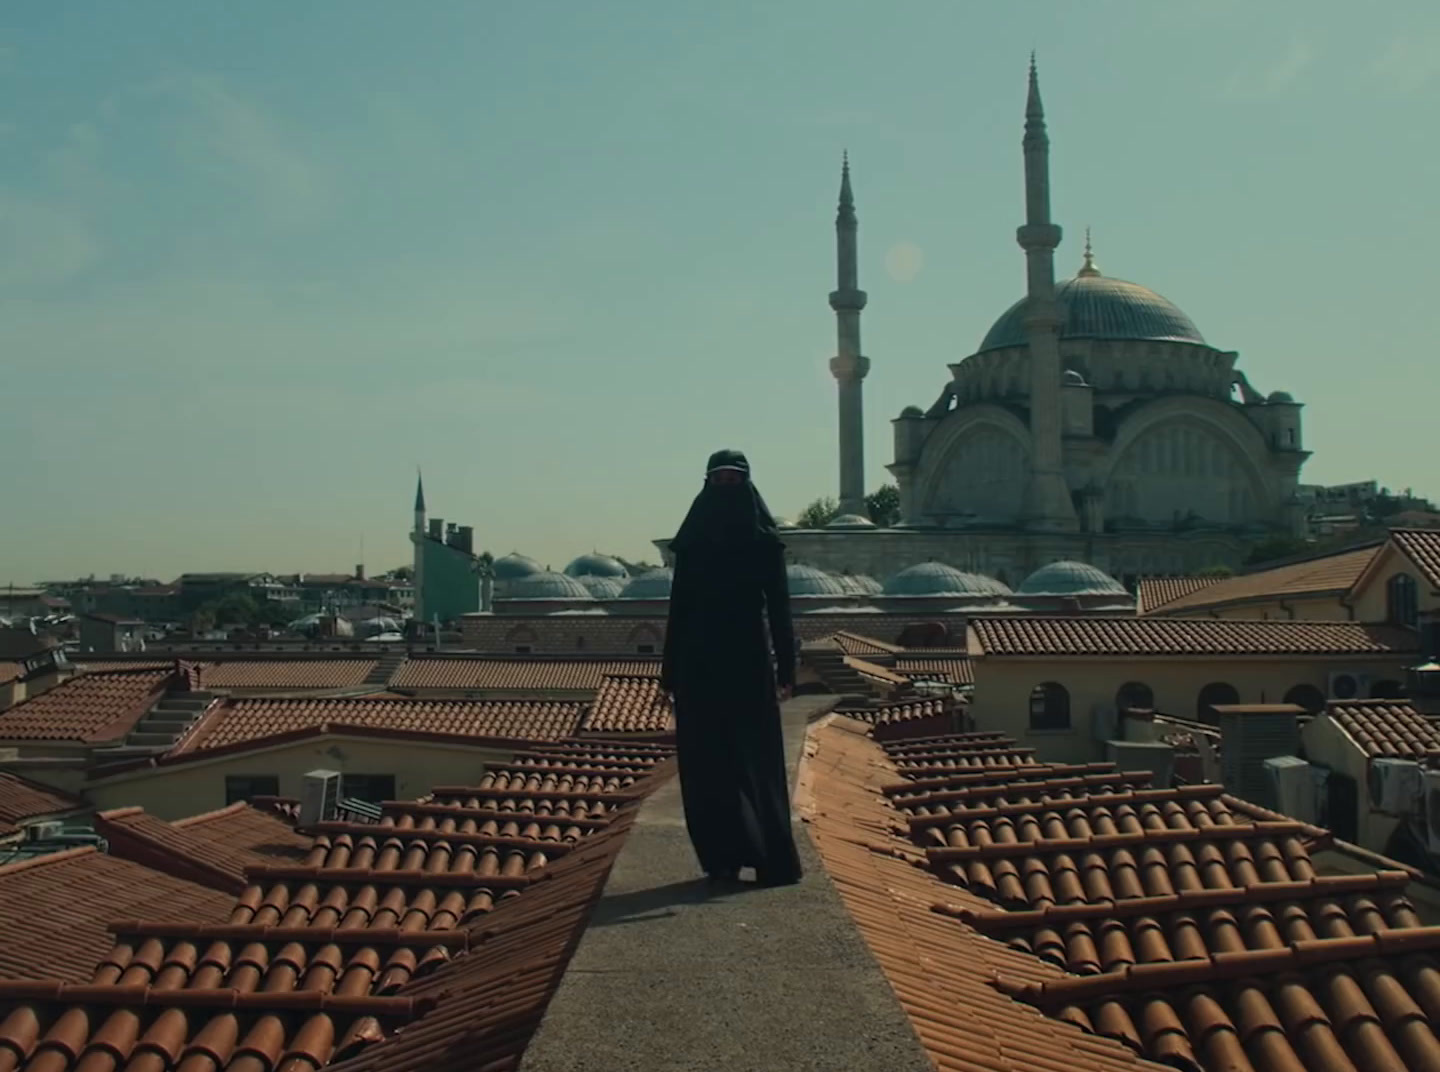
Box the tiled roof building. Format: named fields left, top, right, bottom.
left=581, top=675, right=673, bottom=735
left=1324, top=699, right=1440, bottom=759
left=0, top=774, right=84, bottom=840
left=969, top=616, right=1417, bottom=658
left=0, top=738, right=672, bottom=1070
left=1144, top=545, right=1382, bottom=618
left=0, top=668, right=170, bottom=743
left=803, top=716, right=1440, bottom=1072
left=1136, top=575, right=1222, bottom=614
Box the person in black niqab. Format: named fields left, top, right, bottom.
left=661, top=449, right=803, bottom=887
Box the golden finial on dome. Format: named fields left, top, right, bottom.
left=1078, top=226, right=1100, bottom=277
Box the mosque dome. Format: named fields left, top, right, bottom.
left=1017, top=560, right=1128, bottom=596
left=492, top=552, right=543, bottom=581
left=502, top=570, right=594, bottom=600
left=575, top=575, right=625, bottom=599
left=618, top=568, right=673, bottom=600
left=564, top=553, right=629, bottom=580
left=978, top=272, right=1205, bottom=354
left=786, top=564, right=849, bottom=597
left=900, top=405, right=925, bottom=418
left=826, top=513, right=875, bottom=529
left=1267, top=390, right=1295, bottom=404
left=882, top=562, right=1012, bottom=598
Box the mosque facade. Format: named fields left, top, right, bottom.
left=665, top=61, right=1311, bottom=590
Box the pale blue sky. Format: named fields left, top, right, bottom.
left=3, top=2, right=1437, bottom=582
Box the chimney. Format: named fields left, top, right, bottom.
left=355, top=564, right=365, bottom=581
left=457, top=526, right=474, bottom=554
left=446, top=523, right=459, bottom=549
left=1214, top=703, right=1303, bottom=808
left=429, top=518, right=444, bottom=541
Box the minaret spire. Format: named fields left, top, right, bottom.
left=1078, top=226, right=1100, bottom=277
left=414, top=468, right=426, bottom=515
left=1016, top=56, right=1080, bottom=531
left=829, top=152, right=870, bottom=519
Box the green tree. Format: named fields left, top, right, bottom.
left=796, top=496, right=840, bottom=529
left=1196, top=564, right=1235, bottom=578
left=197, top=592, right=259, bottom=628
left=865, top=484, right=901, bottom=527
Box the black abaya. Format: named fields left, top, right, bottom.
left=661, top=489, right=802, bottom=885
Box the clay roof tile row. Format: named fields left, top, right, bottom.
left=804, top=715, right=1440, bottom=1072
left=0, top=669, right=170, bottom=743
left=0, top=774, right=83, bottom=839
left=1391, top=528, right=1440, bottom=590
left=0, top=737, right=673, bottom=1071
left=581, top=675, right=673, bottom=735
left=1147, top=545, right=1382, bottom=615
left=1327, top=698, right=1440, bottom=758
left=1136, top=575, right=1221, bottom=614
left=969, top=616, right=1418, bottom=657
left=201, top=659, right=380, bottom=689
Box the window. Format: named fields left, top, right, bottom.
left=1115, top=681, right=1154, bottom=712
left=1387, top=573, right=1419, bottom=628
left=1029, top=682, right=1071, bottom=731
left=1283, top=683, right=1326, bottom=714
left=1370, top=679, right=1406, bottom=700
left=225, top=774, right=279, bottom=805
left=340, top=774, right=396, bottom=803
left=1196, top=682, right=1240, bottom=721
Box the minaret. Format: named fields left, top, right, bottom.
left=1017, top=57, right=1079, bottom=531
left=829, top=152, right=871, bottom=518
left=412, top=469, right=426, bottom=624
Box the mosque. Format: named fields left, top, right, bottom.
left=658, top=60, right=1311, bottom=592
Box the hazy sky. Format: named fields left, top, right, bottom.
left=4, top=2, right=1437, bottom=583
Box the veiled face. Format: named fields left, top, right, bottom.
left=707, top=469, right=746, bottom=487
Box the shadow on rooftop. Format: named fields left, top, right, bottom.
left=589, top=877, right=759, bottom=927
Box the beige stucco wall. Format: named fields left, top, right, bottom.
left=85, top=735, right=515, bottom=820
left=1300, top=714, right=1401, bottom=853
left=971, top=654, right=1411, bottom=764
left=1176, top=596, right=1349, bottom=621
left=1348, top=545, right=1440, bottom=623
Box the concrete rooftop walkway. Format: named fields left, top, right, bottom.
left=520, top=694, right=933, bottom=1072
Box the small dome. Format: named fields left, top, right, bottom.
left=492, top=552, right=543, bottom=580
left=786, top=564, right=849, bottom=597
left=1017, top=560, right=1127, bottom=596
left=618, top=568, right=673, bottom=600
left=900, top=405, right=925, bottom=418
left=502, top=570, right=594, bottom=600
left=980, top=274, right=1205, bottom=353
left=836, top=573, right=883, bottom=595
left=1267, top=390, right=1295, bottom=404
left=575, top=575, right=625, bottom=599
left=564, top=553, right=629, bottom=580
left=1063, top=368, right=1088, bottom=386
left=827, top=513, right=876, bottom=529
left=882, top=562, right=1012, bottom=598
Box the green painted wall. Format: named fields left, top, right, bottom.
left=419, top=537, right=481, bottom=624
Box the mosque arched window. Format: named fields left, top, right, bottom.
left=1386, top=573, right=1418, bottom=628
left=1283, top=683, right=1326, bottom=714
left=1115, top=681, right=1154, bottom=713
left=1196, top=681, right=1240, bottom=722
left=1029, top=682, right=1071, bottom=731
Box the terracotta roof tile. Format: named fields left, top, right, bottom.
left=0, top=774, right=83, bottom=839
left=1327, top=699, right=1440, bottom=758
left=201, top=660, right=379, bottom=689
left=805, top=717, right=1440, bottom=1072
left=829, top=631, right=905, bottom=656
left=0, top=669, right=169, bottom=743
left=969, top=616, right=1418, bottom=657
left=582, top=674, right=673, bottom=734
left=0, top=848, right=233, bottom=981
left=841, top=654, right=912, bottom=690
left=1136, top=575, right=1221, bottom=613
left=894, top=654, right=975, bottom=685
left=390, top=656, right=660, bottom=692
left=1391, top=528, right=1440, bottom=589
left=96, top=803, right=314, bottom=893
left=0, top=738, right=672, bottom=1071
left=173, top=695, right=587, bottom=754
left=1148, top=545, right=1381, bottom=615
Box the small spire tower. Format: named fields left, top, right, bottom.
left=829, top=152, right=871, bottom=519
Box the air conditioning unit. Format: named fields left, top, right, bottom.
left=1370, top=757, right=1425, bottom=815
left=1266, top=756, right=1317, bottom=823
left=299, top=769, right=341, bottom=826
left=1329, top=671, right=1372, bottom=702
left=1425, top=771, right=1440, bottom=854
left=24, top=820, right=65, bottom=842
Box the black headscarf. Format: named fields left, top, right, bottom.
left=670, top=449, right=781, bottom=552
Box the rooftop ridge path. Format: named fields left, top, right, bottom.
left=519, top=693, right=935, bottom=1072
